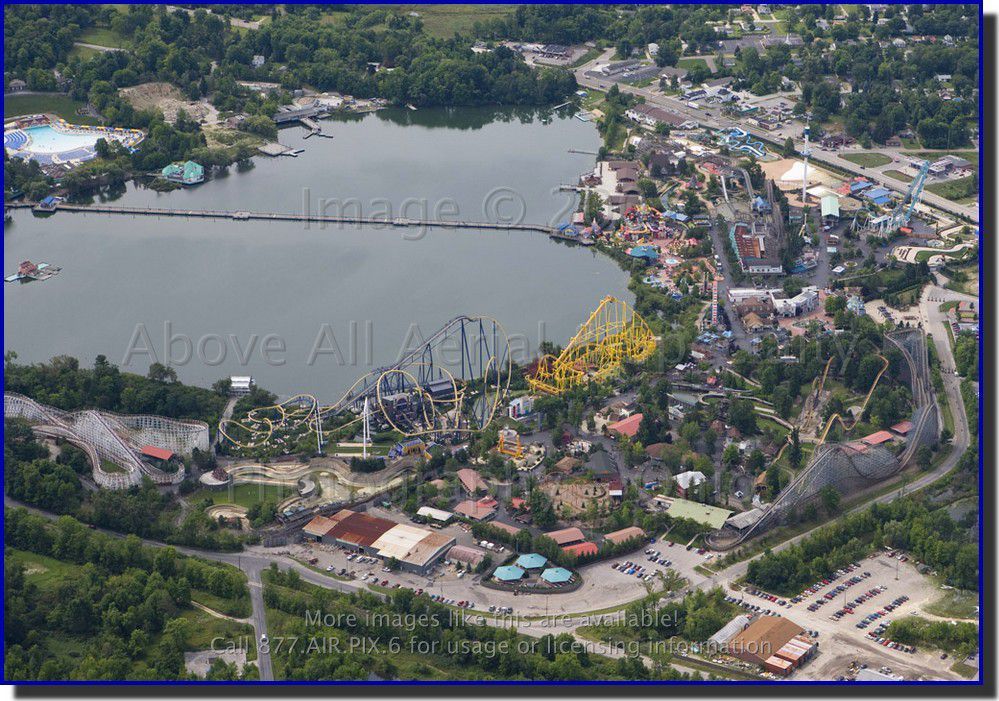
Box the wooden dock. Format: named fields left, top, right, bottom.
left=22, top=202, right=572, bottom=237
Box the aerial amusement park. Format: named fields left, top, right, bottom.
left=218, top=296, right=657, bottom=463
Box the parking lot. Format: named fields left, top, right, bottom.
left=731, top=550, right=966, bottom=681
left=280, top=527, right=717, bottom=622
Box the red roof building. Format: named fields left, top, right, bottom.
left=608, top=413, right=643, bottom=438
left=141, top=445, right=175, bottom=461
left=563, top=541, right=599, bottom=557
left=890, top=420, right=913, bottom=435
left=861, top=430, right=895, bottom=446
left=545, top=527, right=586, bottom=546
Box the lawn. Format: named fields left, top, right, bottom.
left=77, top=26, right=126, bottom=48
left=677, top=57, right=709, bottom=70
left=4, top=93, right=101, bottom=125
left=68, top=44, right=103, bottom=61
left=841, top=152, right=893, bottom=168
left=925, top=175, right=978, bottom=204
left=175, top=608, right=256, bottom=661
left=394, top=5, right=512, bottom=38
left=883, top=169, right=913, bottom=183
left=191, top=587, right=253, bottom=619
left=923, top=589, right=979, bottom=619
left=191, top=482, right=296, bottom=509
left=7, top=549, right=78, bottom=589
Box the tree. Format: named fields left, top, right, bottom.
left=787, top=428, right=802, bottom=468
left=819, top=485, right=840, bottom=514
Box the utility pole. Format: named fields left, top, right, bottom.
left=362, top=397, right=371, bottom=460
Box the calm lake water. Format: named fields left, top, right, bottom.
left=4, top=107, right=631, bottom=399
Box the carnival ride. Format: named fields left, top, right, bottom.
left=529, top=296, right=657, bottom=395
left=4, top=392, right=208, bottom=489
left=219, top=315, right=512, bottom=451
left=707, top=329, right=938, bottom=550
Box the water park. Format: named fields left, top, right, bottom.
left=4, top=114, right=144, bottom=166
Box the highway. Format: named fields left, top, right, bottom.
left=572, top=52, right=978, bottom=224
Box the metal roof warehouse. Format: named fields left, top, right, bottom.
left=303, top=509, right=455, bottom=574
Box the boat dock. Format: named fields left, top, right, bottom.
left=19, top=202, right=575, bottom=237
left=5, top=260, right=61, bottom=283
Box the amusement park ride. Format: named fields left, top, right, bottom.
left=853, top=160, right=931, bottom=237
left=219, top=297, right=657, bottom=452
left=529, top=296, right=657, bottom=395
left=219, top=315, right=513, bottom=452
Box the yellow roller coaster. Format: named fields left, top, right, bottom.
left=529, top=295, right=657, bottom=395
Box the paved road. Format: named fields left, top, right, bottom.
left=573, top=54, right=978, bottom=225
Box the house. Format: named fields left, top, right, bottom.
left=673, top=470, right=707, bottom=498
left=625, top=103, right=696, bottom=130
left=161, top=161, right=205, bottom=185
left=454, top=498, right=497, bottom=521
left=251, top=55, right=266, bottom=68
left=8, top=79, right=26, bottom=92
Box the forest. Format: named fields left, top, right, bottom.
left=4, top=419, right=243, bottom=552
left=261, top=564, right=675, bottom=680
left=4, top=353, right=227, bottom=428
left=4, top=508, right=253, bottom=680
left=746, top=493, right=979, bottom=596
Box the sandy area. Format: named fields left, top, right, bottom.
left=119, top=82, right=219, bottom=125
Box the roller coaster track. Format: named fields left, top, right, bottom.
left=4, top=392, right=200, bottom=489
left=219, top=315, right=512, bottom=450
left=529, top=296, right=657, bottom=395
left=814, top=354, right=890, bottom=445
left=707, top=329, right=938, bottom=550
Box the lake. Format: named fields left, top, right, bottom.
left=4, top=107, right=631, bottom=399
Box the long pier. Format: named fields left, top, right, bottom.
left=9, top=201, right=595, bottom=241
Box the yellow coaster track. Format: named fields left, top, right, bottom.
left=528, top=295, right=657, bottom=395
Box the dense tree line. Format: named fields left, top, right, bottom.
left=4, top=508, right=251, bottom=680
left=4, top=354, right=226, bottom=427
left=4, top=420, right=243, bottom=551
left=746, top=495, right=978, bottom=595
left=262, top=564, right=671, bottom=680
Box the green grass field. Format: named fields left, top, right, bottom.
left=923, top=589, right=979, bottom=619
left=4, top=93, right=100, bottom=125
left=77, top=26, right=126, bottom=48
left=191, top=587, right=253, bottom=619
left=677, top=57, right=709, bottom=70
left=926, top=175, right=978, bottom=204
left=7, top=549, right=78, bottom=589
left=393, top=5, right=512, bottom=38
left=884, top=169, right=913, bottom=183
left=841, top=152, right=893, bottom=168
left=68, top=44, right=103, bottom=61
left=192, top=482, right=296, bottom=509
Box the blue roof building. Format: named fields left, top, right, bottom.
left=541, top=567, right=573, bottom=584
left=863, top=187, right=892, bottom=205
left=494, top=565, right=526, bottom=582
left=850, top=180, right=873, bottom=193
left=628, top=245, right=660, bottom=263
left=515, top=553, right=548, bottom=570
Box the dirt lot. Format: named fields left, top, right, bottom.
left=539, top=480, right=609, bottom=516
left=119, top=82, right=219, bottom=125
